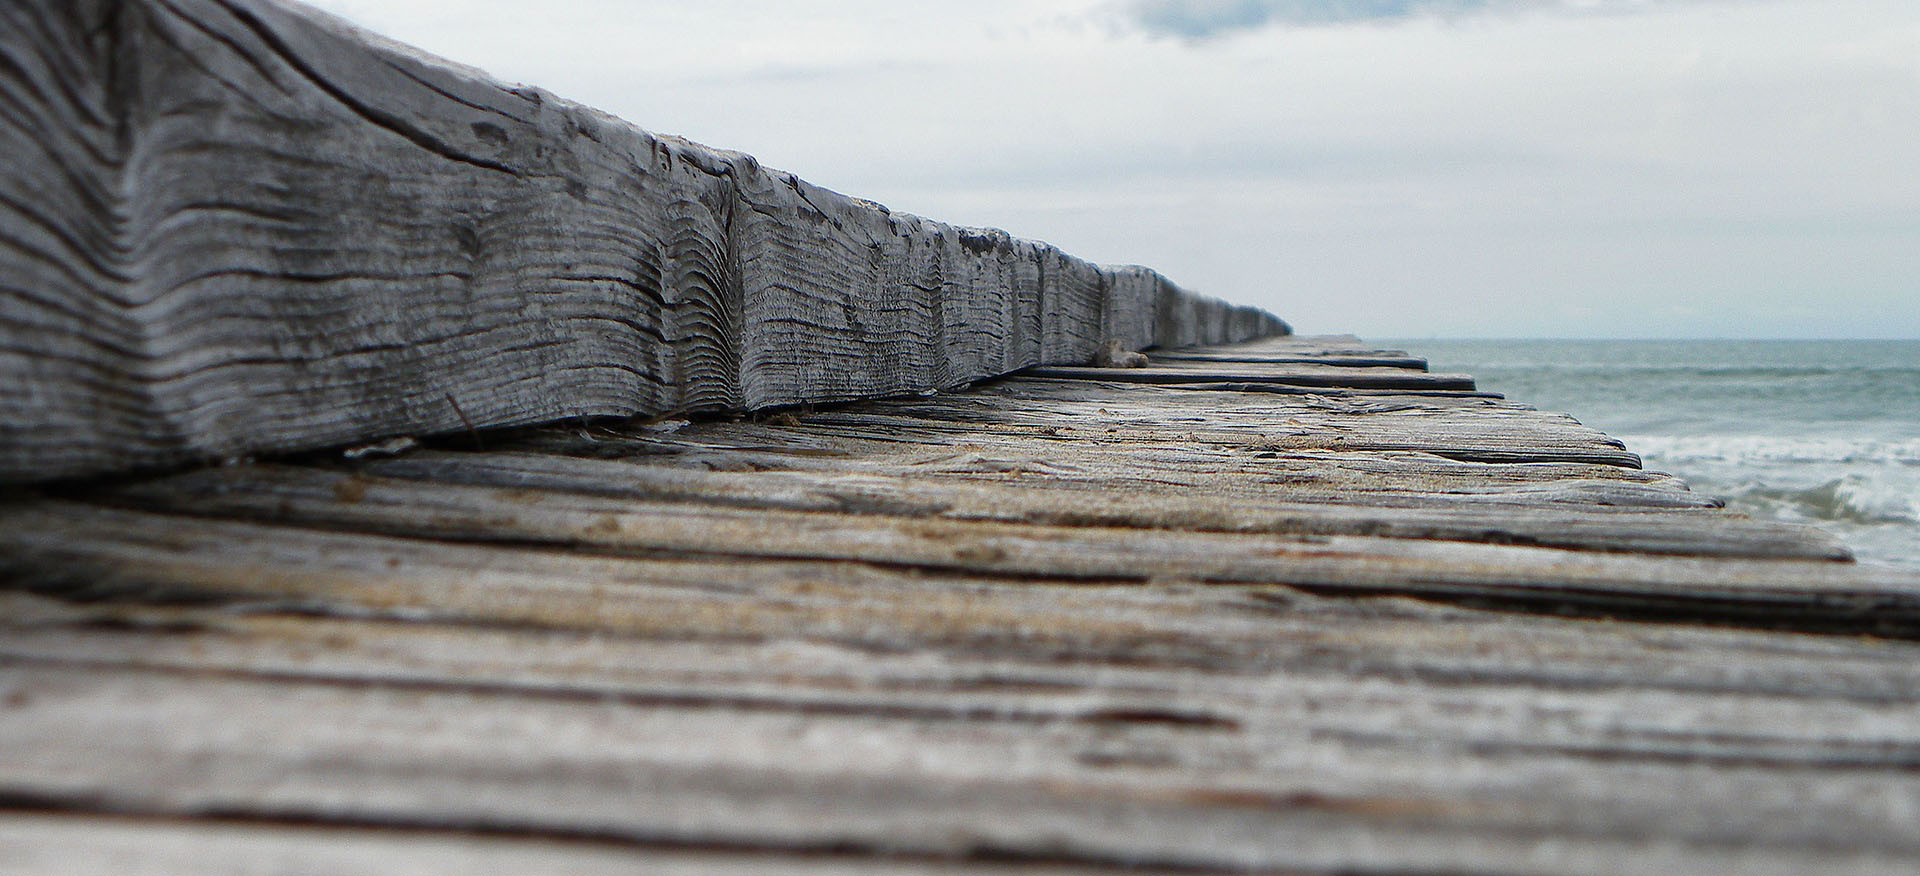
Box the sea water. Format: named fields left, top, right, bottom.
left=1396, top=340, right=1920, bottom=570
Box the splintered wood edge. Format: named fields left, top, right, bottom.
left=0, top=0, right=1287, bottom=483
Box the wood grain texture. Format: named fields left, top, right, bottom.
left=3, top=508, right=1919, bottom=873
left=1025, top=362, right=1478, bottom=391
left=0, top=813, right=1134, bottom=876
left=89, top=455, right=1847, bottom=562
left=4, top=334, right=1920, bottom=872
left=0, top=0, right=1285, bottom=483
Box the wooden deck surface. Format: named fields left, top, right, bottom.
left=5, top=335, right=1920, bottom=875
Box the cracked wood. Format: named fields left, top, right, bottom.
left=0, top=0, right=1283, bottom=482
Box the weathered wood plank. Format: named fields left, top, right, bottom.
left=1, top=814, right=1113, bottom=876
left=1176, top=335, right=1399, bottom=357
left=11, top=581, right=1920, bottom=724
left=1148, top=351, right=1430, bottom=369
left=4, top=680, right=1909, bottom=876
left=4, top=656, right=1918, bottom=875
left=348, top=449, right=1816, bottom=557
left=805, top=378, right=1641, bottom=467
left=10, top=496, right=1912, bottom=637
left=0, top=0, right=1283, bottom=483
left=482, top=419, right=1708, bottom=508
left=322, top=447, right=1830, bottom=558
left=1027, top=362, right=1476, bottom=391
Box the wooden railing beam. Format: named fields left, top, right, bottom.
left=0, top=0, right=1286, bottom=482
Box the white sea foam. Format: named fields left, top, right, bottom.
left=1829, top=476, right=1920, bottom=524
left=1715, top=476, right=1920, bottom=526
left=1621, top=434, right=1920, bottom=527
left=1620, top=434, right=1920, bottom=467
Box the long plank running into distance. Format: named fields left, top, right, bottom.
left=0, top=0, right=1283, bottom=483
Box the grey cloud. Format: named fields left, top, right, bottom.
left=1113, top=0, right=1703, bottom=39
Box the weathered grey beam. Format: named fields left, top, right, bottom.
left=25, top=484, right=1907, bottom=634
left=83, top=459, right=1846, bottom=560
left=1025, top=363, right=1478, bottom=391
left=1148, top=351, right=1431, bottom=368
left=0, top=0, right=1286, bottom=483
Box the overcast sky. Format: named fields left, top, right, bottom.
left=305, top=0, right=1918, bottom=338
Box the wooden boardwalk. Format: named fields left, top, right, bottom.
left=6, top=335, right=1920, bottom=875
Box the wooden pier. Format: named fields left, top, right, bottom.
left=6, top=1, right=1920, bottom=872
left=7, top=335, right=1920, bottom=875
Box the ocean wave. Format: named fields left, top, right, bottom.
left=1620, top=434, right=1920, bottom=466
left=1717, top=476, right=1920, bottom=525
left=1511, top=365, right=1920, bottom=380
left=1477, top=362, right=1920, bottom=380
